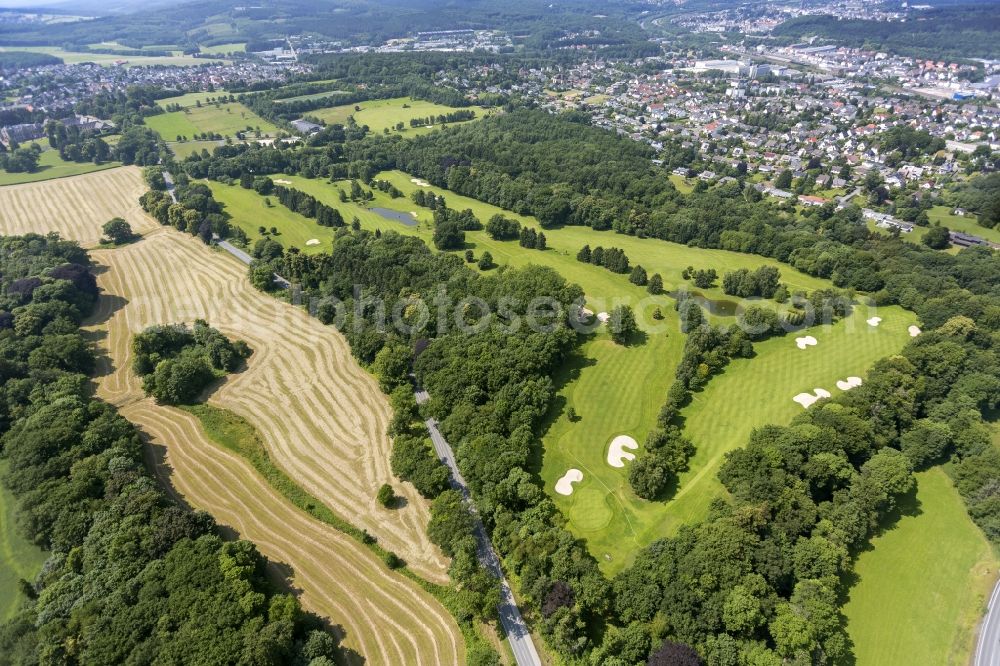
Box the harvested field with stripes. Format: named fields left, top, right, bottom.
left=0, top=167, right=157, bottom=247
left=0, top=168, right=462, bottom=664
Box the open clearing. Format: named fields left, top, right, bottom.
left=0, top=143, right=120, bottom=186
left=309, top=97, right=493, bottom=136
left=0, top=166, right=157, bottom=246
left=145, top=103, right=279, bottom=140
left=0, top=168, right=461, bottom=663
left=156, top=91, right=230, bottom=110
left=0, top=459, right=49, bottom=622
left=843, top=468, right=998, bottom=666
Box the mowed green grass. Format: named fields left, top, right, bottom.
left=145, top=103, right=279, bottom=140
left=0, top=144, right=119, bottom=186
left=843, top=468, right=998, bottom=666
left=210, top=181, right=339, bottom=255
left=167, top=140, right=223, bottom=160
left=928, top=205, right=1000, bottom=245
left=309, top=97, right=493, bottom=136
left=157, top=91, right=229, bottom=110
left=0, top=460, right=48, bottom=621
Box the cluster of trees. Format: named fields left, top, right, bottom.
left=139, top=177, right=234, bottom=244
left=0, top=234, right=336, bottom=664
left=682, top=266, right=718, bottom=289
left=519, top=226, right=547, bottom=250
left=433, top=207, right=481, bottom=249
left=485, top=214, right=520, bottom=240
left=0, top=143, right=42, bottom=173
left=878, top=126, right=947, bottom=161
left=722, top=266, right=782, bottom=299
left=576, top=244, right=630, bottom=274
left=272, top=184, right=346, bottom=227
left=132, top=320, right=251, bottom=404
left=45, top=120, right=112, bottom=164
left=371, top=178, right=403, bottom=198
left=412, top=189, right=446, bottom=209
left=951, top=173, right=1000, bottom=230
left=409, top=109, right=477, bottom=127
left=101, top=217, right=136, bottom=245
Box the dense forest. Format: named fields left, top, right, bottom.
left=774, top=5, right=1000, bottom=60
left=0, top=234, right=339, bottom=664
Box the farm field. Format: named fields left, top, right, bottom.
left=156, top=90, right=230, bottom=109
left=85, top=231, right=461, bottom=663
left=0, top=144, right=119, bottom=186
left=0, top=460, right=49, bottom=622
left=310, top=97, right=493, bottom=136
left=145, top=103, right=279, bottom=140
left=200, top=42, right=246, bottom=54
left=843, top=467, right=998, bottom=666
left=0, top=168, right=462, bottom=661
left=0, top=166, right=157, bottom=246
left=0, top=46, right=225, bottom=67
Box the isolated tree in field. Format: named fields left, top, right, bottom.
left=376, top=484, right=396, bottom=508
left=648, top=273, right=663, bottom=295
left=465, top=249, right=475, bottom=263
left=567, top=407, right=578, bottom=422
left=102, top=218, right=134, bottom=245
left=576, top=244, right=591, bottom=262
left=478, top=251, right=494, bottom=270
left=609, top=305, right=637, bottom=345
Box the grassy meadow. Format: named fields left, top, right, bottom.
left=309, top=97, right=493, bottom=136
left=167, top=139, right=224, bottom=160
left=0, top=143, right=119, bottom=186
left=0, top=46, right=224, bottom=67
left=843, top=468, right=998, bottom=666
left=0, top=460, right=48, bottom=621
left=145, top=103, right=279, bottom=140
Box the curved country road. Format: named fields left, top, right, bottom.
left=976, top=579, right=1000, bottom=666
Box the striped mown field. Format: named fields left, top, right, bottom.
left=0, top=166, right=157, bottom=246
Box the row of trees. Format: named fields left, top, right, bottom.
left=577, top=244, right=631, bottom=274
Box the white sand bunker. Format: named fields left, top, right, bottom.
left=410, top=178, right=430, bottom=187
left=836, top=376, right=863, bottom=391
left=596, top=312, right=610, bottom=323
left=793, top=388, right=832, bottom=409
left=305, top=238, right=320, bottom=246
left=796, top=335, right=818, bottom=350
left=607, top=435, right=639, bottom=468
left=867, top=317, right=882, bottom=327
left=555, top=469, right=583, bottom=496
left=909, top=325, right=922, bottom=337
left=274, top=179, right=292, bottom=185
left=409, top=211, right=419, bottom=218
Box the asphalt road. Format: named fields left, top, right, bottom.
left=416, top=389, right=542, bottom=666
left=975, top=579, right=1000, bottom=666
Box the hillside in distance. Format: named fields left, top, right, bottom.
left=0, top=0, right=649, bottom=50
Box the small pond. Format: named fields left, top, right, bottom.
left=370, top=207, right=417, bottom=227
